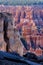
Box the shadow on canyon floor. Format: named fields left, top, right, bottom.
left=0, top=51, right=43, bottom=65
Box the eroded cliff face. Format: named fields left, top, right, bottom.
left=0, top=6, right=43, bottom=56
left=0, top=13, right=6, bottom=51
left=0, top=12, right=24, bottom=56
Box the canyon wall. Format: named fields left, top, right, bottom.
left=0, top=5, right=43, bottom=56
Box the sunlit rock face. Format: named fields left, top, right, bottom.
left=0, top=5, right=43, bottom=56
left=0, top=12, right=24, bottom=56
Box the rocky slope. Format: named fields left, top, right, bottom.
left=0, top=51, right=43, bottom=65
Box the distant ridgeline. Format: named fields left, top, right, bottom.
left=0, top=0, right=43, bottom=5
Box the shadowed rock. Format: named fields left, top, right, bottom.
left=0, top=51, right=41, bottom=65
